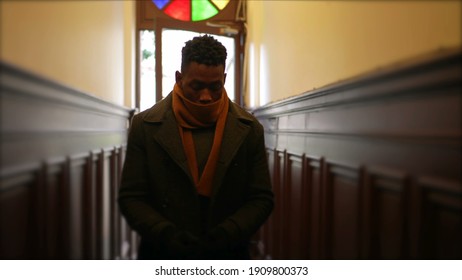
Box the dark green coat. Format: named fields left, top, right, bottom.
left=118, top=94, right=274, bottom=259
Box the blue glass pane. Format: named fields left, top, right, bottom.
left=152, top=0, right=170, bottom=10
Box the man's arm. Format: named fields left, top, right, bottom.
left=216, top=122, right=274, bottom=244
left=118, top=115, right=173, bottom=247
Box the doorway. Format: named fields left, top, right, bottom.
left=139, top=28, right=237, bottom=111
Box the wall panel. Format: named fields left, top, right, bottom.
left=365, top=167, right=409, bottom=259
left=418, top=177, right=462, bottom=259
left=253, top=48, right=461, bottom=259
left=305, top=156, right=323, bottom=259
left=324, top=161, right=363, bottom=259
left=0, top=62, right=135, bottom=259
left=68, top=154, right=88, bottom=259
left=285, top=154, right=306, bottom=259
left=43, top=158, right=66, bottom=259
left=272, top=150, right=286, bottom=259
left=0, top=167, right=39, bottom=258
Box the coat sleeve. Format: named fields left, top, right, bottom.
left=118, top=114, right=173, bottom=247
left=218, top=121, right=274, bottom=243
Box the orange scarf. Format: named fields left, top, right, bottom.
left=172, top=83, right=229, bottom=197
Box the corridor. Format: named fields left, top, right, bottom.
left=1, top=0, right=461, bottom=261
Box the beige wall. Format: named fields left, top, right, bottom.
left=0, top=0, right=135, bottom=107
left=2, top=1, right=460, bottom=109
left=246, top=0, right=462, bottom=107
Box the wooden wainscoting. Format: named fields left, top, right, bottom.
left=0, top=62, right=137, bottom=259
left=253, top=48, right=462, bottom=259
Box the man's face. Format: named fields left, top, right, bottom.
left=176, top=62, right=226, bottom=104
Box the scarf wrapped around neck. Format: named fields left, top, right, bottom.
left=172, top=83, right=229, bottom=197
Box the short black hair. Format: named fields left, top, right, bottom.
left=181, top=34, right=227, bottom=72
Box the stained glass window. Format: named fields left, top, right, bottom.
left=152, top=0, right=230, bottom=22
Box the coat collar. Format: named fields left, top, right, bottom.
left=143, top=93, right=253, bottom=196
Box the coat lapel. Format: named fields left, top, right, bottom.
left=144, top=95, right=194, bottom=184
left=211, top=103, right=252, bottom=197
left=154, top=111, right=193, bottom=180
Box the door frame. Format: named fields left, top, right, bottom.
left=153, top=18, right=244, bottom=105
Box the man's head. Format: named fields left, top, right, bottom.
left=175, top=35, right=227, bottom=104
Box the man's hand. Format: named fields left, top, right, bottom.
left=202, top=226, right=230, bottom=258
left=163, top=227, right=200, bottom=259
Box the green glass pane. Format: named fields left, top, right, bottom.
left=192, top=0, right=218, bottom=22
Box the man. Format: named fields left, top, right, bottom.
left=118, top=35, right=273, bottom=259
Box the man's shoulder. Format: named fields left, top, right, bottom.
left=228, top=101, right=264, bottom=133
left=135, top=94, right=173, bottom=123
left=229, top=101, right=258, bottom=123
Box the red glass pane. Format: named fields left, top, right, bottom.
left=164, top=0, right=190, bottom=21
